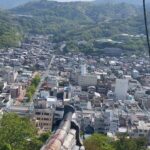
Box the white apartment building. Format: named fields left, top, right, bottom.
left=115, top=79, right=128, bottom=100
left=130, top=121, right=150, bottom=138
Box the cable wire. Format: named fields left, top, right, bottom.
left=143, top=0, right=150, bottom=57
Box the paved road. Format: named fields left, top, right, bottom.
left=32, top=55, right=55, bottom=101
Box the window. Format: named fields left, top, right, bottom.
left=35, top=112, right=41, bottom=115
left=44, top=113, right=50, bottom=116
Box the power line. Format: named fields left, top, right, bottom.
left=143, top=0, right=150, bottom=57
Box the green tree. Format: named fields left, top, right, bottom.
left=113, top=136, right=147, bottom=150
left=26, top=75, right=41, bottom=101
left=0, top=113, right=38, bottom=150
left=32, top=75, right=41, bottom=87
left=0, top=11, right=22, bottom=48
left=0, top=144, right=12, bottom=150
left=38, top=132, right=51, bottom=143
left=84, top=133, right=115, bottom=150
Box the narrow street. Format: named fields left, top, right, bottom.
left=32, top=55, right=55, bottom=101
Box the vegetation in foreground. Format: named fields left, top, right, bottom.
left=0, top=113, right=50, bottom=150
left=84, top=133, right=147, bottom=150
left=0, top=113, right=147, bottom=150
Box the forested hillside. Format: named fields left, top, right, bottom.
left=0, top=11, right=21, bottom=48
left=0, top=0, right=149, bottom=53
left=95, top=0, right=144, bottom=5
left=0, top=0, right=145, bottom=9
left=0, top=0, right=34, bottom=9
left=11, top=0, right=149, bottom=54
left=12, top=1, right=144, bottom=36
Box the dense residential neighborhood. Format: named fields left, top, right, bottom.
left=0, top=33, right=149, bottom=149
left=0, top=0, right=150, bottom=149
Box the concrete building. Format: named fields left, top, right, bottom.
left=34, top=99, right=54, bottom=132
left=47, top=96, right=57, bottom=106
left=94, top=110, right=119, bottom=134
left=7, top=104, right=34, bottom=117
left=128, top=79, right=141, bottom=90
left=0, top=80, right=7, bottom=93
left=71, top=86, right=82, bottom=97
left=0, top=93, right=12, bottom=108
left=130, top=121, right=150, bottom=138
left=115, top=79, right=128, bottom=100
left=81, top=64, right=87, bottom=76
left=10, top=85, right=21, bottom=99
left=78, top=74, right=97, bottom=87
left=63, top=87, right=71, bottom=104
left=53, top=106, right=64, bottom=124
left=46, top=76, right=58, bottom=88
left=7, top=70, right=18, bottom=83
left=132, top=69, right=139, bottom=79
left=40, top=90, right=50, bottom=99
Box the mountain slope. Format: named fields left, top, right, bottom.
left=6, top=0, right=148, bottom=54
left=0, top=0, right=35, bottom=9
left=0, top=0, right=148, bottom=9
left=95, top=0, right=143, bottom=5
left=11, top=0, right=148, bottom=54
left=12, top=0, right=144, bottom=36
left=0, top=10, right=21, bottom=48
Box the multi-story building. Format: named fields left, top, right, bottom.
left=115, top=79, right=128, bottom=100
left=130, top=121, right=150, bottom=138
left=7, top=70, right=18, bottom=83
left=78, top=74, right=97, bottom=87
left=94, top=110, right=119, bottom=134
left=46, top=76, right=58, bottom=88
left=34, top=99, right=54, bottom=132
left=10, top=85, right=21, bottom=98
left=6, top=103, right=34, bottom=117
